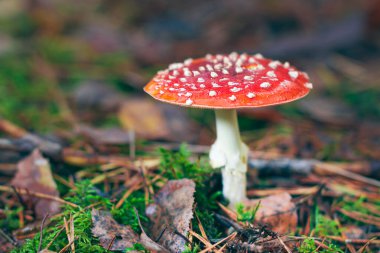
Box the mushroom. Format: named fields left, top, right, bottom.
left=144, top=53, right=312, bottom=206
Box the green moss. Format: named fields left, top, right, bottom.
left=236, top=201, right=260, bottom=223
left=12, top=180, right=147, bottom=253
left=299, top=238, right=343, bottom=253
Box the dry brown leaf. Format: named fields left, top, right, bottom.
left=145, top=179, right=195, bottom=253
left=118, top=98, right=198, bottom=142
left=243, top=192, right=297, bottom=234
left=91, top=209, right=140, bottom=251
left=11, top=149, right=60, bottom=218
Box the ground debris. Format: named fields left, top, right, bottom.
left=243, top=193, right=297, bottom=234
left=10, top=149, right=60, bottom=218
left=91, top=209, right=140, bottom=251
left=145, top=179, right=195, bottom=253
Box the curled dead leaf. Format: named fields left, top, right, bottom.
left=243, top=192, right=297, bottom=234
left=11, top=149, right=60, bottom=218
left=145, top=179, right=195, bottom=253
left=91, top=209, right=140, bottom=251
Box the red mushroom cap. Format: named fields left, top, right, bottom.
left=144, top=53, right=312, bottom=109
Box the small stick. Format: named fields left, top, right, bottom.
left=0, top=185, right=78, bottom=208
left=45, top=226, right=65, bottom=250
left=38, top=213, right=49, bottom=252
left=198, top=232, right=237, bottom=253
left=115, top=183, right=142, bottom=209
left=277, top=236, right=292, bottom=253
left=58, top=237, right=76, bottom=253
left=107, top=235, right=117, bottom=251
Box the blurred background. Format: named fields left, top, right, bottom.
left=0, top=0, right=380, bottom=162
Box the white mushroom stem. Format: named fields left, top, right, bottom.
left=209, top=109, right=248, bottom=207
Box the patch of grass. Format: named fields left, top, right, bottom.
left=299, top=238, right=344, bottom=253
left=236, top=201, right=260, bottom=223
left=12, top=180, right=147, bottom=253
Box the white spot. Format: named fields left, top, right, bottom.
left=305, top=82, right=313, bottom=89
left=280, top=81, right=290, bottom=87
left=199, top=84, right=205, bottom=88
left=179, top=88, right=186, bottom=91
left=185, top=92, right=192, bottom=97
left=168, top=75, right=175, bottom=79
left=169, top=63, right=183, bottom=70
left=284, top=62, right=290, bottom=68
left=229, top=52, right=238, bottom=60
left=174, top=83, right=179, bottom=87
left=185, top=98, right=193, bottom=105
left=229, top=95, right=237, bottom=101
left=236, top=59, right=243, bottom=66
left=184, top=70, right=192, bottom=77
left=157, top=70, right=168, bottom=75
left=173, top=70, right=179, bottom=76
left=248, top=57, right=256, bottom=63
left=289, top=71, right=299, bottom=79
left=269, top=61, right=280, bottom=69
left=235, top=66, right=243, bottom=73
left=184, top=58, right=193, bottom=65
left=254, top=53, right=263, bottom=59
left=214, top=63, right=223, bottom=70
left=228, top=81, right=239, bottom=86
left=206, top=64, right=214, bottom=71
left=244, top=75, right=253, bottom=81
left=197, top=77, right=205, bottom=82
left=212, top=82, right=221, bottom=87
left=260, top=82, right=271, bottom=88
left=219, top=78, right=229, bottom=82
left=159, top=90, right=164, bottom=94
left=193, top=71, right=200, bottom=76
left=216, top=54, right=223, bottom=61
left=210, top=72, right=218, bottom=78
left=222, top=69, right=229, bottom=75
left=209, top=90, right=217, bottom=96
left=266, top=71, right=276, bottom=78
left=199, top=66, right=206, bottom=71
left=169, top=88, right=175, bottom=91
left=205, top=54, right=212, bottom=60
left=246, top=92, right=255, bottom=98
left=230, top=87, right=242, bottom=92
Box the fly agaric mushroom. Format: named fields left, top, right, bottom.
left=144, top=52, right=312, bottom=206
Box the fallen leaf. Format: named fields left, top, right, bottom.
left=145, top=179, right=195, bottom=253
left=118, top=98, right=198, bottom=142
left=91, top=209, right=140, bottom=251
left=243, top=192, right=297, bottom=234
left=11, top=149, right=60, bottom=218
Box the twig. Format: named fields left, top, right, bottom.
left=327, top=236, right=380, bottom=245
left=115, top=183, right=143, bottom=209
left=45, top=226, right=65, bottom=250
left=107, top=235, right=117, bottom=251
left=316, top=162, right=380, bottom=188
left=38, top=213, right=49, bottom=252
left=199, top=232, right=237, bottom=253
left=188, top=230, right=213, bottom=248
left=58, top=237, right=77, bottom=253
left=0, top=185, right=78, bottom=208
left=277, top=236, right=292, bottom=253
left=0, top=228, right=17, bottom=246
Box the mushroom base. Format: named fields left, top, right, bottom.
left=209, top=109, right=248, bottom=207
